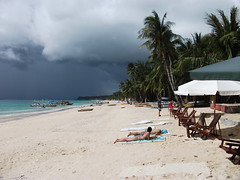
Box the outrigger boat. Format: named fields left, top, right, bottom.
left=31, top=100, right=73, bottom=107
left=30, top=102, right=57, bottom=108
left=50, top=100, right=73, bottom=105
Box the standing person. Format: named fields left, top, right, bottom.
left=168, top=100, right=174, bottom=117
left=158, top=98, right=162, bottom=117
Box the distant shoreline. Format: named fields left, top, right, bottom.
left=0, top=100, right=98, bottom=122
left=0, top=100, right=106, bottom=123
left=0, top=106, right=77, bottom=123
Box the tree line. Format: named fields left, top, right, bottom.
left=111, top=6, right=240, bottom=104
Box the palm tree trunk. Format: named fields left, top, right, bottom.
left=168, top=55, right=183, bottom=105
left=132, top=76, right=142, bottom=102
left=163, top=54, right=182, bottom=105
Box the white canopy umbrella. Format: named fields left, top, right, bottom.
left=174, top=80, right=240, bottom=96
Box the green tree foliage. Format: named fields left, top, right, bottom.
left=110, top=91, right=124, bottom=100
left=117, top=7, right=240, bottom=103
left=175, top=33, right=219, bottom=85
left=175, top=6, right=240, bottom=85
left=206, top=6, right=240, bottom=59
left=119, top=61, right=152, bottom=102
left=138, top=11, right=182, bottom=103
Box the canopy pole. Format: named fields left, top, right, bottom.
left=213, top=95, right=216, bottom=116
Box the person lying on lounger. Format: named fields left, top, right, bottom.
left=114, top=127, right=157, bottom=144
left=127, top=128, right=164, bottom=137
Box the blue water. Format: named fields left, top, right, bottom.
left=0, top=100, right=95, bottom=117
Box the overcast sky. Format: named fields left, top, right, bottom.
left=0, top=0, right=239, bottom=99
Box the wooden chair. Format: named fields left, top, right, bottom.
left=186, top=114, right=222, bottom=139
left=171, top=106, right=182, bottom=118
left=185, top=113, right=207, bottom=138
left=174, top=107, right=188, bottom=119
left=219, top=138, right=240, bottom=164
left=196, top=113, right=207, bottom=126
left=178, top=109, right=196, bottom=126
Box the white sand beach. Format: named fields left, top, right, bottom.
left=0, top=102, right=239, bottom=180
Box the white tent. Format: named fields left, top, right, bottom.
left=174, top=80, right=240, bottom=96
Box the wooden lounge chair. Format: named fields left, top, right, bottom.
left=195, top=113, right=207, bottom=126
left=186, top=114, right=222, bottom=139
left=185, top=113, right=207, bottom=138
left=171, top=106, right=182, bottom=118
left=185, top=112, right=206, bottom=126
left=178, top=109, right=196, bottom=126
left=219, top=138, right=240, bottom=164
left=174, top=107, right=188, bottom=119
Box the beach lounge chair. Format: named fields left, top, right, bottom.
left=196, top=113, right=207, bottom=126
left=174, top=107, right=188, bottom=119
left=178, top=109, right=196, bottom=126
left=171, top=106, right=182, bottom=118
left=187, top=114, right=222, bottom=139
left=219, top=138, right=240, bottom=164
left=185, top=113, right=207, bottom=138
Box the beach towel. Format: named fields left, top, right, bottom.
left=160, top=128, right=169, bottom=134
left=115, top=136, right=166, bottom=144
left=131, top=120, right=153, bottom=125
left=120, top=126, right=156, bottom=132
left=131, top=118, right=171, bottom=125
left=148, top=121, right=172, bottom=126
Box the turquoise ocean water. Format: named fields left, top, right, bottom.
left=0, top=100, right=95, bottom=122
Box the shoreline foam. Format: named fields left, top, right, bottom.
left=0, top=106, right=78, bottom=123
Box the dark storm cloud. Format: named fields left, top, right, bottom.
left=0, top=44, right=46, bottom=69
left=0, top=0, right=238, bottom=64
left=0, top=60, right=128, bottom=99
left=0, top=0, right=238, bottom=99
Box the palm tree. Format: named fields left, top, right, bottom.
left=120, top=61, right=153, bottom=102
left=126, top=63, right=142, bottom=100
left=145, top=59, right=168, bottom=98
left=138, top=11, right=181, bottom=103
left=175, top=32, right=224, bottom=85
left=119, top=80, right=135, bottom=100
left=134, top=61, right=152, bottom=102
left=175, top=6, right=240, bottom=85
left=206, top=6, right=240, bottom=59
left=177, top=38, right=193, bottom=59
